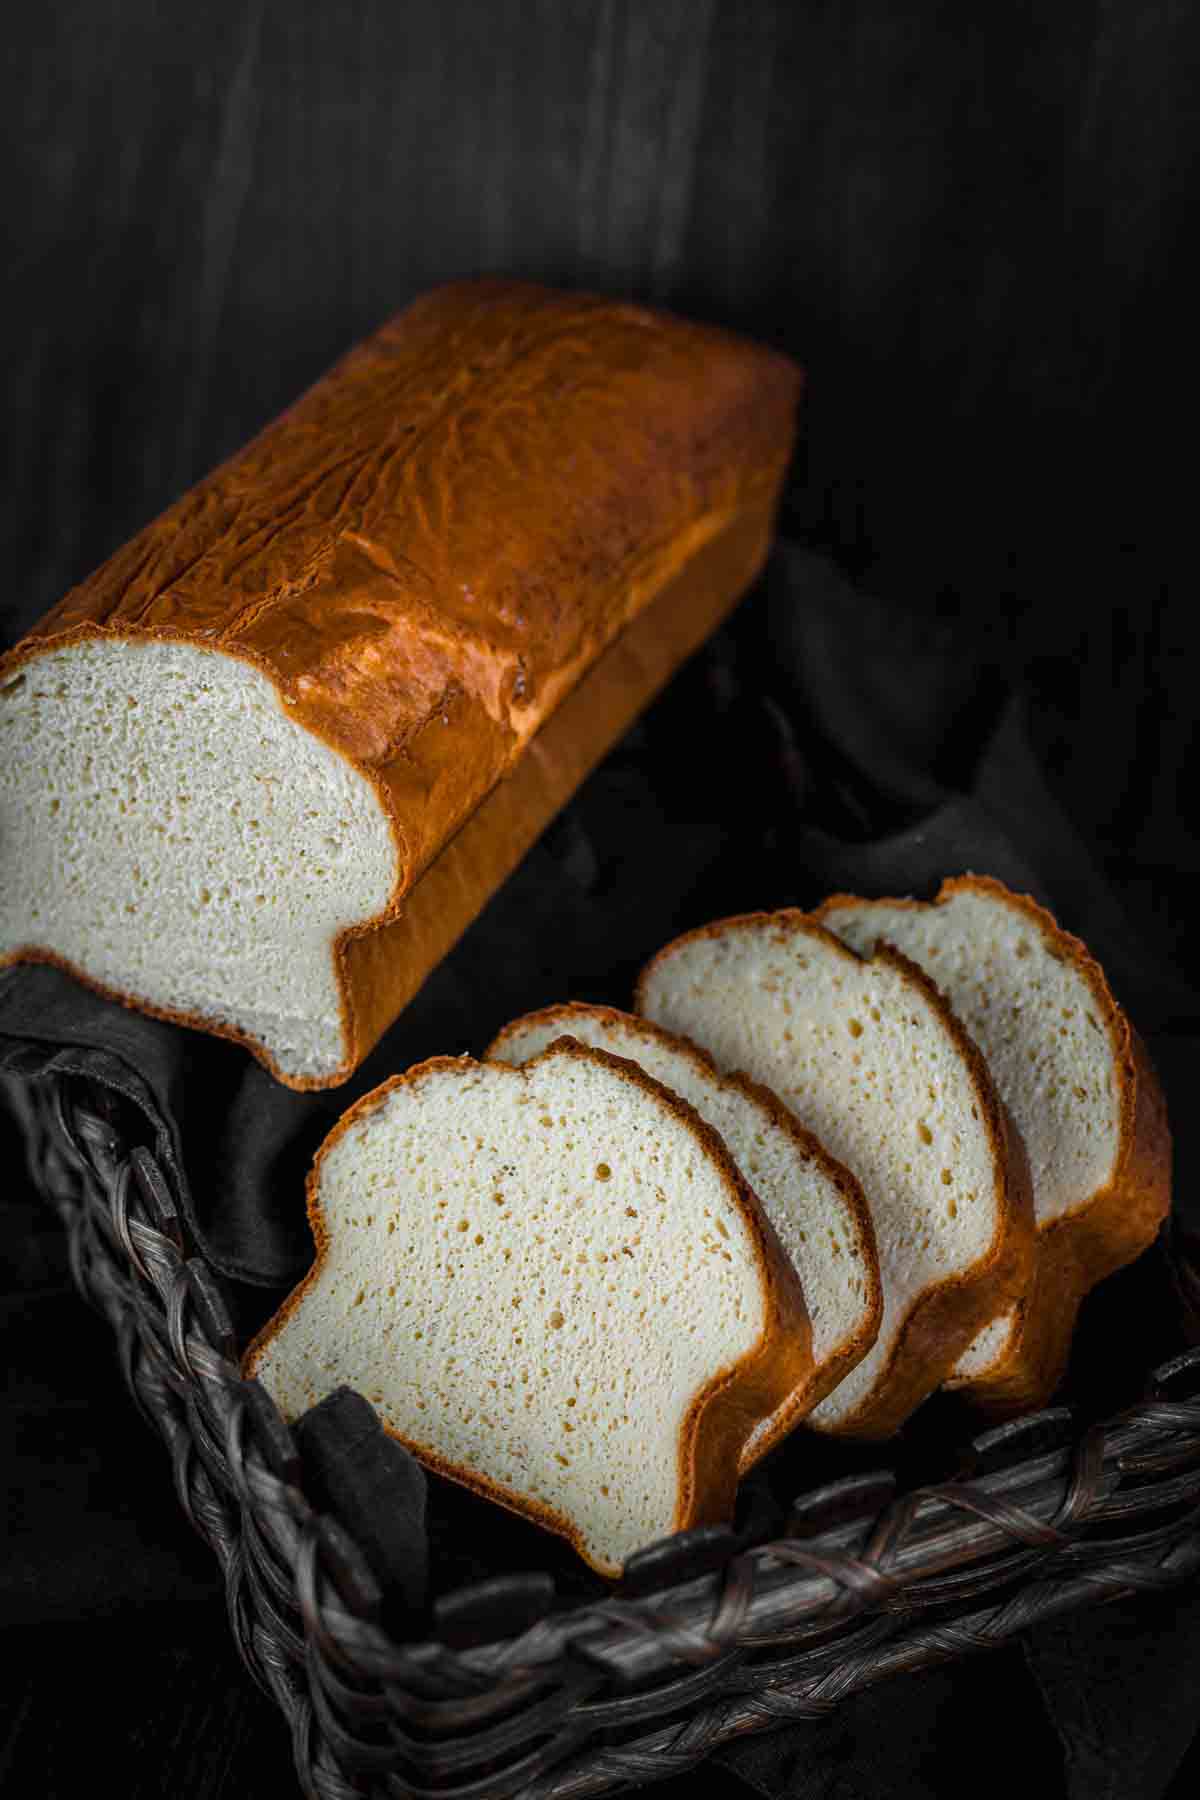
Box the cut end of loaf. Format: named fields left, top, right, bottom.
left=0, top=637, right=397, bottom=1080
left=248, top=1044, right=776, bottom=1576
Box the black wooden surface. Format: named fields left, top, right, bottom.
left=3, top=3, right=1199, bottom=1796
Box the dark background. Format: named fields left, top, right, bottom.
left=2, top=3, right=1198, bottom=1796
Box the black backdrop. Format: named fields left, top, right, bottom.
left=4, top=1, right=1197, bottom=938
left=3, top=4, right=1199, bottom=1796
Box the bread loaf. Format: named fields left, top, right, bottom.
left=243, top=1039, right=813, bottom=1577
left=816, top=876, right=1172, bottom=1410
left=0, top=280, right=800, bottom=1088
left=636, top=912, right=1035, bottom=1438
left=488, top=1002, right=881, bottom=1468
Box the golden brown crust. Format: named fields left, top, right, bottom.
left=331, top=501, right=781, bottom=1085
left=243, top=1037, right=814, bottom=1578
left=1, top=280, right=800, bottom=1086
left=488, top=1000, right=882, bottom=1465
left=816, top=875, right=1173, bottom=1416
left=635, top=909, right=1036, bottom=1440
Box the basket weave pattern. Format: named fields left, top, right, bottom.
left=15, top=1070, right=1200, bottom=1800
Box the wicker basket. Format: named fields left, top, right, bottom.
left=13, top=1066, right=1200, bottom=1800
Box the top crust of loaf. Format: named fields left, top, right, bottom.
left=816, top=874, right=1172, bottom=1294
left=487, top=1000, right=881, bottom=1461
left=243, top=1038, right=813, bottom=1576
left=1, top=281, right=799, bottom=1086
left=636, top=910, right=1035, bottom=1438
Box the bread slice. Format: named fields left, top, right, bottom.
left=489, top=1003, right=881, bottom=1469
left=816, top=876, right=1172, bottom=1411
left=243, top=1039, right=813, bottom=1577
left=0, top=280, right=799, bottom=1088
left=636, top=912, right=1035, bottom=1439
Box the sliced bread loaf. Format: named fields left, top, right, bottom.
left=636, top=913, right=1035, bottom=1439
left=816, top=876, right=1172, bottom=1410
left=243, top=1039, right=813, bottom=1576
left=0, top=280, right=799, bottom=1088
left=488, top=1002, right=881, bottom=1469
